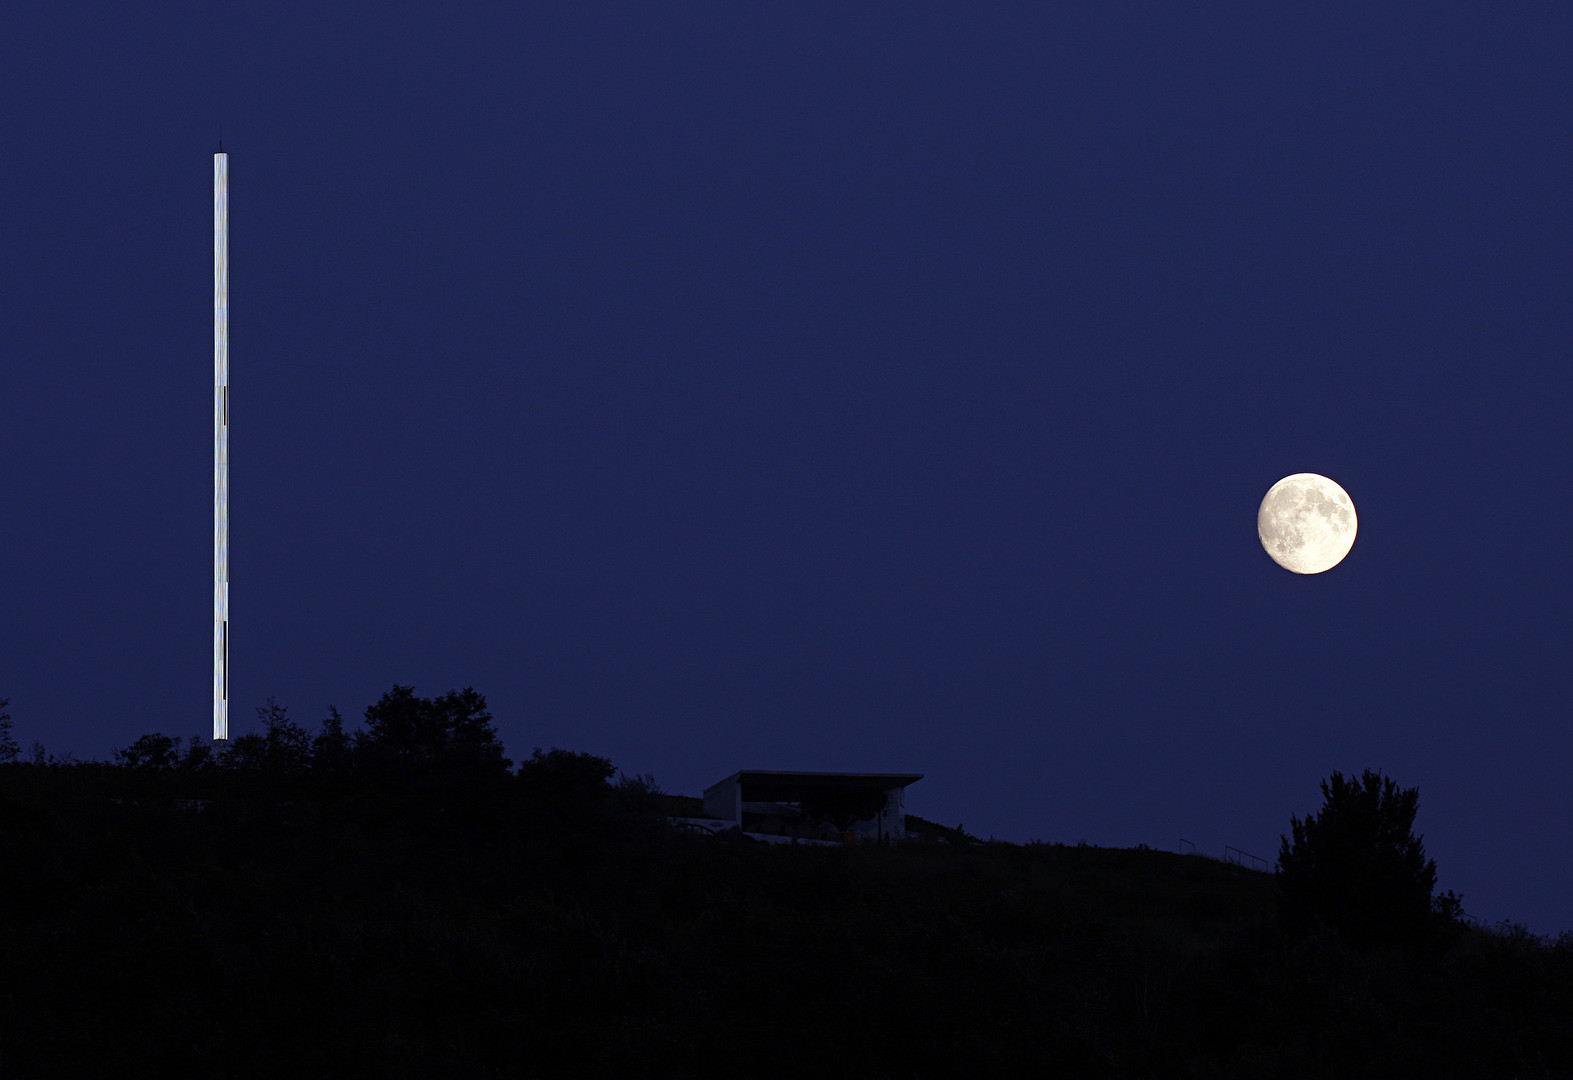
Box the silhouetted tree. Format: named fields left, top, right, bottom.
left=357, top=685, right=508, bottom=773
left=0, top=696, right=18, bottom=763
left=435, top=687, right=508, bottom=768
left=516, top=747, right=615, bottom=814
left=1277, top=769, right=1439, bottom=949
left=358, top=684, right=421, bottom=760
left=180, top=734, right=214, bottom=773
left=114, top=733, right=184, bottom=771
left=1433, top=888, right=1467, bottom=924
left=312, top=704, right=351, bottom=774
left=216, top=731, right=268, bottom=771
left=256, top=697, right=313, bottom=772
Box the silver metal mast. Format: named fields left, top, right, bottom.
left=214, top=151, right=229, bottom=740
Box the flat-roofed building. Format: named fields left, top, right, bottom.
left=693, top=770, right=923, bottom=844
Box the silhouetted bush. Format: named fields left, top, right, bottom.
left=515, top=746, right=616, bottom=817
left=1277, top=769, right=1439, bottom=949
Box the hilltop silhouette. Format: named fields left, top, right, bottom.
left=0, top=687, right=1569, bottom=1077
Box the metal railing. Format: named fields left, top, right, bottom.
left=1224, top=845, right=1269, bottom=872
left=1178, top=839, right=1271, bottom=872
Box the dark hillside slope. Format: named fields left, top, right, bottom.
left=1, top=766, right=1569, bottom=1078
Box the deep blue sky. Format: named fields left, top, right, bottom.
left=2, top=4, right=1570, bottom=934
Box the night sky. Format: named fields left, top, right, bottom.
left=3, top=5, right=1570, bottom=934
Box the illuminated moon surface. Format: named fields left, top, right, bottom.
left=1257, top=473, right=1358, bottom=574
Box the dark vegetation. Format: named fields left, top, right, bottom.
left=2, top=690, right=1571, bottom=1077
left=1277, top=768, right=1442, bottom=950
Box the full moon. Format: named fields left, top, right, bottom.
left=1257, top=473, right=1358, bottom=574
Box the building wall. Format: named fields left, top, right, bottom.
left=702, top=776, right=742, bottom=821
left=875, top=786, right=906, bottom=841
left=701, top=776, right=912, bottom=842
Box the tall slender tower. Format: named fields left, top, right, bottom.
left=213, top=150, right=229, bottom=740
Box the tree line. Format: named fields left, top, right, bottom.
left=106, top=685, right=508, bottom=777
left=0, top=687, right=1523, bottom=953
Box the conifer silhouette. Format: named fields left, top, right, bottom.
left=1277, top=769, right=1438, bottom=948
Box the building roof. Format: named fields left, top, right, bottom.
left=705, top=770, right=923, bottom=803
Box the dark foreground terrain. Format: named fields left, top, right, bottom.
left=2, top=760, right=1570, bottom=1079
